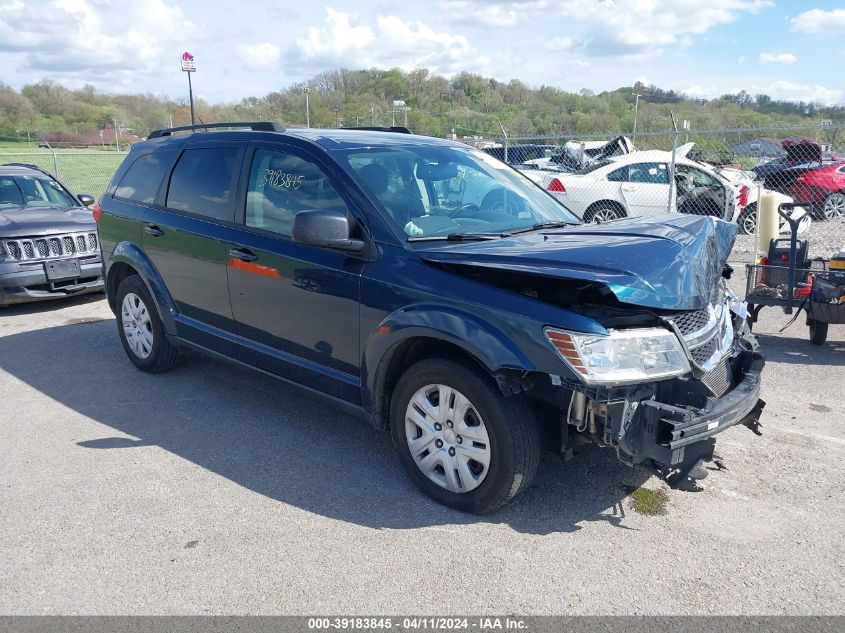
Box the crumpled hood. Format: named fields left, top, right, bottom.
left=415, top=214, right=737, bottom=311
left=0, top=206, right=95, bottom=238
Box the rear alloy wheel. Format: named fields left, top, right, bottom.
left=586, top=206, right=624, bottom=223
left=115, top=275, right=180, bottom=373
left=822, top=192, right=845, bottom=220
left=737, top=204, right=757, bottom=235
left=390, top=358, right=541, bottom=514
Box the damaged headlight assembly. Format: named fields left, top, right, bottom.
left=545, top=327, right=690, bottom=385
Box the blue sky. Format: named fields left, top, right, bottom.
left=0, top=0, right=843, bottom=104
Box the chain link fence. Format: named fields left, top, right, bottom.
left=471, top=124, right=845, bottom=235
left=0, top=150, right=128, bottom=199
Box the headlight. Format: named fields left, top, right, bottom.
left=545, top=327, right=690, bottom=385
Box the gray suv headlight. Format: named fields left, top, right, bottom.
left=545, top=327, right=691, bottom=385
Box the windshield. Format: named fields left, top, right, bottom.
left=336, top=145, right=579, bottom=239
left=0, top=175, right=77, bottom=209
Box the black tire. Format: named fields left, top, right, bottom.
left=390, top=358, right=541, bottom=514
left=737, top=203, right=757, bottom=235
left=584, top=203, right=625, bottom=224
left=115, top=275, right=180, bottom=373
left=809, top=320, right=828, bottom=346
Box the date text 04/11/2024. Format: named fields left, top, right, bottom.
left=307, top=617, right=528, bottom=631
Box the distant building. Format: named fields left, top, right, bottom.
left=730, top=138, right=787, bottom=158
left=77, top=126, right=142, bottom=148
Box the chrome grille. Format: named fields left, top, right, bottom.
left=691, top=336, right=720, bottom=365
left=2, top=231, right=100, bottom=262
left=671, top=308, right=710, bottom=336
left=666, top=299, right=733, bottom=372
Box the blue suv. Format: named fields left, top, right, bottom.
left=98, top=122, right=765, bottom=513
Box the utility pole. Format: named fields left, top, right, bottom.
left=332, top=107, right=341, bottom=128
left=305, top=87, right=310, bottom=128
left=632, top=92, right=642, bottom=137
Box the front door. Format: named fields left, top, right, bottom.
left=226, top=144, right=365, bottom=402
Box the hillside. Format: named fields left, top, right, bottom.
left=1, top=68, right=842, bottom=143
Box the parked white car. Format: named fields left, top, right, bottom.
left=713, top=166, right=802, bottom=235
left=522, top=145, right=742, bottom=224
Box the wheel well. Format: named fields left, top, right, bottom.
left=372, top=337, right=492, bottom=431
left=106, top=262, right=138, bottom=310
left=585, top=199, right=626, bottom=220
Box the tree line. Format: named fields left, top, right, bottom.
left=1, top=68, right=841, bottom=145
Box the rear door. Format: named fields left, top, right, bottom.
left=142, top=142, right=246, bottom=336
left=225, top=142, right=366, bottom=402
left=620, top=161, right=671, bottom=216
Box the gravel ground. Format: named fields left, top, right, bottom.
left=1, top=275, right=843, bottom=615
left=733, top=216, right=845, bottom=261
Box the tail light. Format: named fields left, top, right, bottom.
left=739, top=185, right=749, bottom=208
left=91, top=202, right=102, bottom=223
left=547, top=178, right=566, bottom=193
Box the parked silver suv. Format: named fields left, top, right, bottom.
left=0, top=163, right=103, bottom=307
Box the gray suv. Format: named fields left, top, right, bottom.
left=0, top=163, right=103, bottom=307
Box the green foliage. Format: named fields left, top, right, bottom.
left=0, top=69, right=841, bottom=143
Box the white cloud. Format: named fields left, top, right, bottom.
left=444, top=1, right=519, bottom=26
left=543, top=37, right=574, bottom=51
left=294, top=8, right=375, bottom=61
left=790, top=8, right=845, bottom=34
left=444, top=0, right=772, bottom=59
left=236, top=43, right=282, bottom=71
left=748, top=80, right=843, bottom=105
left=291, top=8, right=484, bottom=76
left=759, top=52, right=797, bottom=64
left=0, top=0, right=199, bottom=86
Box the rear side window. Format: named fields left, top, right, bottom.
left=607, top=167, right=627, bottom=182
left=166, top=148, right=239, bottom=222
left=629, top=162, right=669, bottom=184
left=115, top=151, right=176, bottom=203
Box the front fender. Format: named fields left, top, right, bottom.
left=361, top=304, right=536, bottom=418
left=107, top=241, right=178, bottom=335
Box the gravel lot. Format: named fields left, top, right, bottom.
left=733, top=216, right=845, bottom=260
left=1, top=265, right=843, bottom=615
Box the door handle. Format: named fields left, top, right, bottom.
left=228, top=247, right=258, bottom=263
left=144, top=224, right=164, bottom=237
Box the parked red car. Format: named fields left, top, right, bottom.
left=788, top=161, right=845, bottom=220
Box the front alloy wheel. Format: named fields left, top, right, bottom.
left=823, top=193, right=845, bottom=220
left=390, top=358, right=541, bottom=513
left=405, top=384, right=492, bottom=493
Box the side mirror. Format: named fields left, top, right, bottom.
left=292, top=209, right=366, bottom=253
left=77, top=194, right=95, bottom=207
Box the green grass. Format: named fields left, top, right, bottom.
left=0, top=148, right=127, bottom=198
left=627, top=487, right=669, bottom=516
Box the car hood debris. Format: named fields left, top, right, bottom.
left=415, top=213, right=737, bottom=311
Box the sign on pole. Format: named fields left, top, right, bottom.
left=181, top=52, right=196, bottom=125
left=181, top=51, right=196, bottom=72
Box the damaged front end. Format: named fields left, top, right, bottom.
left=543, top=280, right=765, bottom=490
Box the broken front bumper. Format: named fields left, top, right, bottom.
left=617, top=350, right=766, bottom=470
